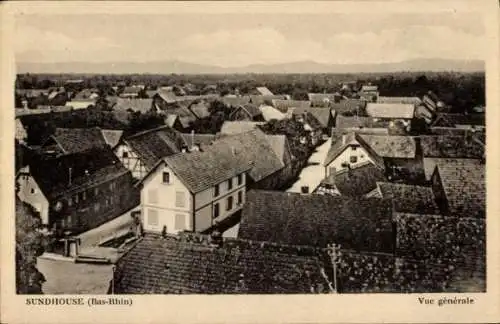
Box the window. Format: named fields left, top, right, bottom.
left=94, top=203, right=100, bottom=212
left=30, top=188, right=36, bottom=194
left=175, top=191, right=185, bottom=208
left=213, top=203, right=220, bottom=219
left=350, top=156, right=358, bottom=163
left=174, top=214, right=185, bottom=230
left=227, top=178, right=233, bottom=190
left=148, top=189, right=158, bottom=204
left=237, top=174, right=243, bottom=185
left=148, top=209, right=159, bottom=226
left=214, top=184, right=220, bottom=197
left=237, top=191, right=243, bottom=205
left=82, top=191, right=87, bottom=201
left=352, top=146, right=357, bottom=151
left=122, top=152, right=129, bottom=158
left=226, top=196, right=233, bottom=211
left=162, top=172, right=170, bottom=184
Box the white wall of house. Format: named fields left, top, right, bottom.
left=325, top=145, right=375, bottom=177
left=141, top=164, right=193, bottom=234
left=17, top=171, right=50, bottom=224
left=114, top=144, right=147, bottom=179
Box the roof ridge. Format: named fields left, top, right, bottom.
left=126, top=125, right=174, bottom=140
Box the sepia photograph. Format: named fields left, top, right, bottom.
left=2, top=0, right=500, bottom=323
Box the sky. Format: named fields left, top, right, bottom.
left=14, top=10, right=486, bottom=67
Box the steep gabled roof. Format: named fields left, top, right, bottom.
left=423, top=157, right=482, bottom=181
left=320, top=161, right=387, bottom=197
left=255, top=87, right=274, bottom=96
left=113, top=98, right=153, bottom=114
left=335, top=115, right=390, bottom=130
left=376, top=182, right=440, bottom=215
left=260, top=105, right=287, bottom=121
left=188, top=101, right=211, bottom=119
left=358, top=135, right=416, bottom=159
left=239, top=190, right=395, bottom=253
left=161, top=143, right=252, bottom=193
left=419, top=135, right=484, bottom=159
left=155, top=89, right=177, bottom=104
left=27, top=146, right=130, bottom=200
left=229, top=104, right=262, bottom=120
left=329, top=99, right=367, bottom=115
left=290, top=107, right=334, bottom=129
left=323, top=132, right=385, bottom=169
left=179, top=133, right=217, bottom=149
left=100, top=129, right=124, bottom=148
left=366, top=103, right=415, bottom=119
left=220, top=121, right=263, bottom=135
left=48, top=127, right=108, bottom=154
left=125, top=126, right=187, bottom=170
left=113, top=233, right=331, bottom=294
left=435, top=160, right=485, bottom=218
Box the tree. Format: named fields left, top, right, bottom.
left=16, top=199, right=47, bottom=294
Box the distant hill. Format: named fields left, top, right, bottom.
left=17, top=58, right=484, bottom=74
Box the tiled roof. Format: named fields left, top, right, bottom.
left=220, top=121, right=263, bottom=135
left=188, top=101, right=211, bottom=119
left=125, top=126, right=187, bottom=170
left=376, top=182, right=440, bottom=215
left=207, top=129, right=284, bottom=184
left=113, top=98, right=153, bottom=114
left=162, top=142, right=253, bottom=193
left=271, top=99, right=311, bottom=113
left=179, top=133, right=217, bottom=149
left=431, top=113, right=485, bottom=128
left=50, top=128, right=108, bottom=154
left=423, top=158, right=482, bottom=181
left=290, top=107, right=333, bottom=129
left=359, top=135, right=416, bottom=159
left=156, top=89, right=177, bottom=104
left=323, top=132, right=385, bottom=169
left=377, top=97, right=422, bottom=105
left=239, top=190, right=395, bottom=253
left=436, top=160, right=485, bottom=218
left=232, top=104, right=262, bottom=118
left=320, top=161, right=387, bottom=197
left=335, top=115, right=390, bottom=130
left=28, top=146, right=130, bottom=200
left=113, top=233, right=332, bottom=294
left=419, top=135, right=484, bottom=159
left=101, top=129, right=123, bottom=148
left=255, top=87, right=274, bottom=96
left=264, top=134, right=288, bottom=165
left=366, top=103, right=415, bottom=119
left=165, top=114, right=178, bottom=127
left=329, top=99, right=367, bottom=115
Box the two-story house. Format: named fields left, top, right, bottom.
left=16, top=147, right=140, bottom=234
left=137, top=144, right=252, bottom=234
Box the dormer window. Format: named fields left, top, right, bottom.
left=122, top=152, right=129, bottom=158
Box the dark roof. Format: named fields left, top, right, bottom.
left=125, top=126, right=187, bottom=170
left=323, top=132, right=385, bottom=169
left=49, top=128, right=108, bottom=154
left=179, top=133, right=217, bottom=149
left=113, top=98, right=153, bottom=114
left=239, top=190, right=395, bottom=253
left=290, top=107, right=333, bottom=128
left=320, top=161, right=386, bottom=197
left=113, top=233, right=331, bottom=294
left=27, top=147, right=129, bottom=200
left=431, top=113, right=485, bottom=128
left=423, top=157, right=482, bottom=181
left=359, top=134, right=416, bottom=159
left=161, top=143, right=252, bottom=193
left=212, top=129, right=285, bottom=183
left=188, top=101, right=211, bottom=119
left=436, top=160, right=485, bottom=218
left=271, top=99, right=311, bottom=113
left=376, top=182, right=440, bottom=215
left=329, top=99, right=367, bottom=115
left=419, top=135, right=484, bottom=159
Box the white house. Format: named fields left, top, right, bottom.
left=323, top=132, right=385, bottom=178
left=138, top=144, right=252, bottom=234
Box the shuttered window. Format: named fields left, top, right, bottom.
left=148, top=209, right=158, bottom=226
left=175, top=191, right=185, bottom=208
left=174, top=214, right=185, bottom=230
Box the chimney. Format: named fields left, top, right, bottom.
left=68, top=168, right=72, bottom=186
left=301, top=186, right=309, bottom=194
